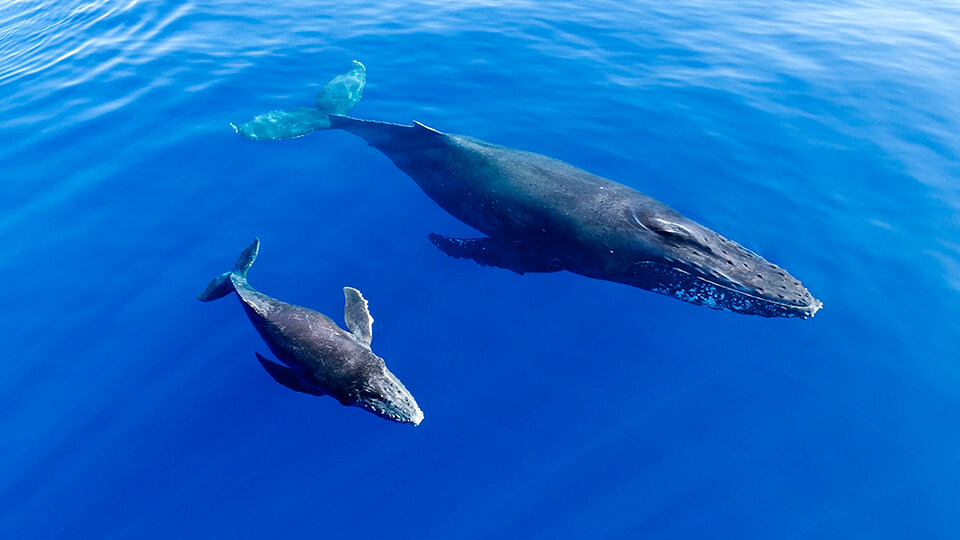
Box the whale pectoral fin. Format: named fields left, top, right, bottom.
left=428, top=234, right=563, bottom=275
left=343, top=287, right=373, bottom=348
left=232, top=107, right=331, bottom=140
left=256, top=353, right=324, bottom=396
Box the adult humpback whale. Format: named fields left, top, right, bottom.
left=199, top=238, right=423, bottom=425
left=235, top=62, right=821, bottom=318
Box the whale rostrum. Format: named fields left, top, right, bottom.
left=234, top=62, right=821, bottom=318
left=198, top=239, right=423, bottom=425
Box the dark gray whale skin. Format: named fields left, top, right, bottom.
left=326, top=116, right=821, bottom=318
left=198, top=239, right=423, bottom=425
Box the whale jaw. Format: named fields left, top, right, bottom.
left=623, top=261, right=821, bottom=318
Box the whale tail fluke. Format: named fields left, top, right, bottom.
left=233, top=61, right=366, bottom=140
left=197, top=238, right=260, bottom=302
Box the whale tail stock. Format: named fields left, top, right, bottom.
left=197, top=238, right=260, bottom=302
left=232, top=61, right=366, bottom=140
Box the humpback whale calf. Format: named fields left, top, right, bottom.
left=198, top=239, right=423, bottom=425
left=235, top=62, right=822, bottom=318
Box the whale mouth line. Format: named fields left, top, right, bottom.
left=357, top=400, right=421, bottom=425
left=627, top=261, right=821, bottom=315
left=689, top=271, right=821, bottom=313
left=355, top=389, right=424, bottom=426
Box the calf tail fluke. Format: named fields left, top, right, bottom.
left=197, top=238, right=260, bottom=302
left=232, top=61, right=366, bottom=140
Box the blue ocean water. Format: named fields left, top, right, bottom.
left=2, top=0, right=959, bottom=537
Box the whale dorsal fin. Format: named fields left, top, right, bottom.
left=413, top=121, right=442, bottom=135
left=343, top=287, right=373, bottom=347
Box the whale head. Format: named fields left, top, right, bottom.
left=619, top=206, right=822, bottom=318
left=348, top=364, right=424, bottom=426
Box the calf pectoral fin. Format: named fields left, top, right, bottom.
left=256, top=353, right=324, bottom=396
left=428, top=234, right=563, bottom=275
left=343, top=287, right=373, bottom=348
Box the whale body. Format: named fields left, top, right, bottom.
left=235, top=62, right=822, bottom=318
left=198, top=239, right=423, bottom=425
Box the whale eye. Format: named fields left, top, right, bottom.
left=647, top=218, right=696, bottom=244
